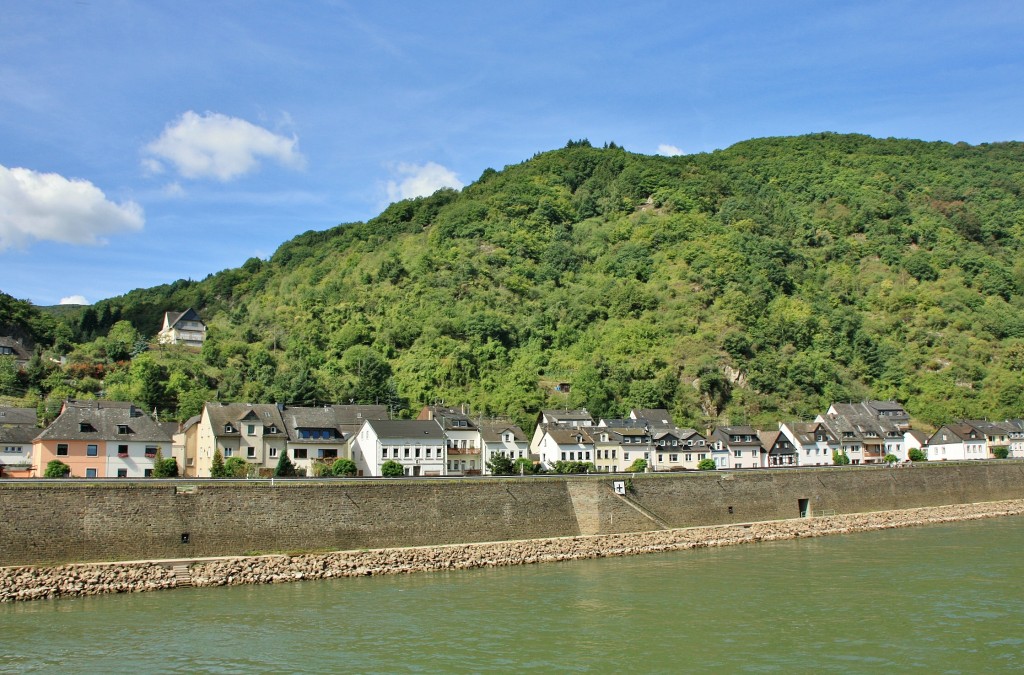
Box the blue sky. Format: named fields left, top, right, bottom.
left=2, top=0, right=1023, bottom=306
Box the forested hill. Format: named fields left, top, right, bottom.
left=9, top=133, right=1024, bottom=430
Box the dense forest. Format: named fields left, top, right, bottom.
left=4, top=133, right=1024, bottom=431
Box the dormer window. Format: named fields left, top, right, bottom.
left=79, top=422, right=96, bottom=433
left=224, top=424, right=234, bottom=433
left=117, top=424, right=130, bottom=434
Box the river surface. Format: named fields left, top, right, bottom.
left=3, top=516, right=1024, bottom=673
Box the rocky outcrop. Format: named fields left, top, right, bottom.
left=4, top=499, right=1023, bottom=602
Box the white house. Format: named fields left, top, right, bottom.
left=779, top=421, right=838, bottom=466
left=158, top=308, right=207, bottom=347
left=353, top=419, right=446, bottom=477
left=478, top=420, right=530, bottom=474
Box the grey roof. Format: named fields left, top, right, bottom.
left=631, top=408, right=675, bottom=427
left=785, top=422, right=837, bottom=444
left=539, top=409, right=593, bottom=424
left=478, top=421, right=528, bottom=443
left=418, top=405, right=478, bottom=430
left=164, top=308, right=203, bottom=328
left=545, top=427, right=595, bottom=445
left=37, top=400, right=171, bottom=442
left=0, top=406, right=38, bottom=426
left=204, top=403, right=288, bottom=437
left=280, top=404, right=382, bottom=440
left=0, top=336, right=31, bottom=361
left=364, top=419, right=446, bottom=441
left=0, top=425, right=38, bottom=444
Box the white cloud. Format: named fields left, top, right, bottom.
left=0, top=165, right=144, bottom=251
left=59, top=295, right=88, bottom=305
left=385, top=162, right=463, bottom=202
left=657, top=144, right=684, bottom=156
left=143, top=111, right=305, bottom=181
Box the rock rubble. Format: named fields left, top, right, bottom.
left=4, top=500, right=1023, bottom=603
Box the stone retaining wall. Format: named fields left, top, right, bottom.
left=4, top=499, right=1023, bottom=603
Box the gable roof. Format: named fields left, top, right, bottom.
left=364, top=419, right=446, bottom=441
left=630, top=408, right=674, bottom=427
left=37, top=400, right=171, bottom=443
left=164, top=308, right=203, bottom=328
left=0, top=406, right=38, bottom=426
left=203, top=403, right=287, bottom=436
left=478, top=421, right=527, bottom=443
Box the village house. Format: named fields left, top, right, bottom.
left=709, top=426, right=764, bottom=469
left=532, top=425, right=596, bottom=470
left=281, top=405, right=361, bottom=475
left=1003, top=419, right=1024, bottom=458
left=352, top=419, right=446, bottom=477
left=0, top=336, right=31, bottom=370
left=195, top=403, right=288, bottom=477
left=32, top=400, right=171, bottom=478
left=758, top=430, right=797, bottom=467
left=926, top=420, right=1008, bottom=461
left=172, top=415, right=201, bottom=477
left=478, top=420, right=531, bottom=474
left=778, top=421, right=838, bottom=466
left=157, top=308, right=207, bottom=347
left=418, top=405, right=483, bottom=476
left=598, top=418, right=653, bottom=470
left=0, top=405, right=38, bottom=477
left=591, top=427, right=623, bottom=473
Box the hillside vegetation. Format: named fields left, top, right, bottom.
left=5, top=133, right=1024, bottom=430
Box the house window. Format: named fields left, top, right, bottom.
left=685, top=453, right=692, bottom=461
left=294, top=449, right=307, bottom=460
left=624, top=452, right=630, bottom=461
left=224, top=448, right=233, bottom=457
left=117, top=469, right=128, bottom=478
left=145, top=446, right=157, bottom=457
left=224, top=424, right=234, bottom=433
left=670, top=454, right=678, bottom=462
left=87, top=444, right=98, bottom=457
left=118, top=444, right=129, bottom=457
left=247, top=447, right=256, bottom=458
left=269, top=447, right=278, bottom=458
left=734, top=450, right=742, bottom=457
left=57, top=443, right=69, bottom=456
left=404, top=448, right=410, bottom=458
left=144, top=469, right=153, bottom=477
left=86, top=468, right=97, bottom=478
left=247, top=425, right=255, bottom=435
left=659, top=454, right=664, bottom=462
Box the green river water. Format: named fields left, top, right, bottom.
left=3, top=516, right=1023, bottom=673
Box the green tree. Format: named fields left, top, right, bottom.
left=884, top=453, right=898, bottom=465
left=44, top=459, right=71, bottom=478
left=210, top=448, right=228, bottom=477
left=513, top=457, right=538, bottom=475
left=274, top=450, right=297, bottom=477
left=832, top=451, right=851, bottom=465
left=626, top=458, right=648, bottom=472
left=331, top=457, right=358, bottom=477
left=224, top=456, right=248, bottom=477
left=0, top=357, right=18, bottom=395
left=106, top=320, right=142, bottom=362
left=381, top=460, right=404, bottom=477
left=487, top=453, right=516, bottom=475
left=908, top=448, right=927, bottom=462
left=697, top=458, right=716, bottom=471
left=992, top=446, right=1010, bottom=459
left=153, top=457, right=179, bottom=478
